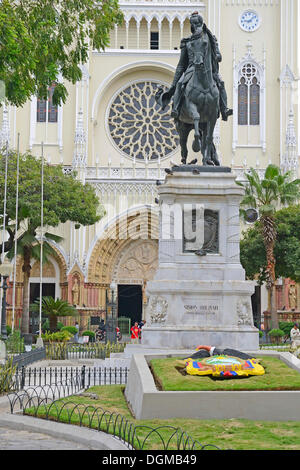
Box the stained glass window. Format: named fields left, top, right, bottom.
left=48, top=84, right=58, bottom=123
left=37, top=83, right=58, bottom=123
left=37, top=99, right=47, bottom=123
left=108, top=80, right=179, bottom=161
left=238, top=77, right=248, bottom=125
left=250, top=77, right=259, bottom=125
left=238, top=63, right=260, bottom=126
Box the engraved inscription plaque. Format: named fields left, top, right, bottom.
left=184, top=299, right=220, bottom=315
left=183, top=208, right=219, bottom=254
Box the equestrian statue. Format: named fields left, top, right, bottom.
left=155, top=12, right=232, bottom=167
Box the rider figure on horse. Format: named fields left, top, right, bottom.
left=159, top=12, right=233, bottom=123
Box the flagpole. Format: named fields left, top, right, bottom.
left=37, top=142, right=44, bottom=348
left=11, top=133, right=20, bottom=332
left=0, top=141, right=9, bottom=329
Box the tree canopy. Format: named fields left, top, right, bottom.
left=0, top=150, right=104, bottom=333
left=240, top=205, right=300, bottom=284
left=0, top=151, right=104, bottom=252
left=0, top=0, right=123, bottom=106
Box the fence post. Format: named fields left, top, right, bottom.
left=81, top=365, right=86, bottom=389
left=21, top=366, right=25, bottom=389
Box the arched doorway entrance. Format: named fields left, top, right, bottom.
left=87, top=206, right=159, bottom=328
left=112, top=239, right=158, bottom=325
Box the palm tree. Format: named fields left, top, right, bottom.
left=237, top=164, right=300, bottom=329
left=30, top=296, right=77, bottom=332
left=6, top=229, right=63, bottom=334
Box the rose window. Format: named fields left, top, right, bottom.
left=107, top=81, right=179, bottom=161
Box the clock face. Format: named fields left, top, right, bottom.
left=239, top=10, right=260, bottom=32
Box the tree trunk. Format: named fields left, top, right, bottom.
left=49, top=314, right=57, bottom=332
left=21, top=247, right=32, bottom=335
left=269, top=284, right=278, bottom=329
left=261, top=215, right=278, bottom=329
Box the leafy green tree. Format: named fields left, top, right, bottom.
left=237, top=165, right=300, bottom=329
left=0, top=0, right=123, bottom=106
left=30, top=297, right=77, bottom=332
left=0, top=151, right=104, bottom=333
left=241, top=205, right=300, bottom=285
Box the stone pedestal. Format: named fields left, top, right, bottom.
left=142, top=166, right=259, bottom=350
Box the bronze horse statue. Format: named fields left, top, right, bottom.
left=175, top=31, right=220, bottom=166
left=155, top=13, right=231, bottom=167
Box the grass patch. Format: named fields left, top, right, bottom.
left=149, top=356, right=300, bottom=391
left=25, top=384, right=300, bottom=450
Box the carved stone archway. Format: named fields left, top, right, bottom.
left=113, top=239, right=158, bottom=286
left=87, top=206, right=159, bottom=309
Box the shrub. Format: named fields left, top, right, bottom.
left=42, top=330, right=73, bottom=342
left=268, top=328, right=285, bottom=344
left=279, top=322, right=294, bottom=337
left=61, top=326, right=77, bottom=335
left=0, top=358, right=16, bottom=394
left=82, top=330, right=95, bottom=339
left=5, top=330, right=24, bottom=354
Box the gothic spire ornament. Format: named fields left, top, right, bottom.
left=73, top=108, right=87, bottom=169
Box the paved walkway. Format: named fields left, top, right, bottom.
left=0, top=344, right=195, bottom=450
left=0, top=425, right=90, bottom=450
left=0, top=392, right=127, bottom=450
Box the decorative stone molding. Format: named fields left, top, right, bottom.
left=149, top=295, right=168, bottom=324
left=115, top=240, right=158, bottom=283
left=237, top=298, right=253, bottom=326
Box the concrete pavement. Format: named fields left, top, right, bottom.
left=0, top=395, right=128, bottom=450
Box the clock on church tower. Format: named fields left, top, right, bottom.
left=239, top=10, right=261, bottom=32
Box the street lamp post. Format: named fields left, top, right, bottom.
left=105, top=282, right=117, bottom=344
left=0, top=258, right=13, bottom=340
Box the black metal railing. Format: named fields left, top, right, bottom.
left=7, top=377, right=83, bottom=414
left=13, top=365, right=129, bottom=391
left=7, top=386, right=222, bottom=450
left=11, top=348, right=46, bottom=368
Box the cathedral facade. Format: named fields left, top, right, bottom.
left=1, top=0, right=299, bottom=330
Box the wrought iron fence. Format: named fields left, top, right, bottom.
left=13, top=365, right=129, bottom=391
left=11, top=348, right=46, bottom=368
left=7, top=377, right=83, bottom=414
left=7, top=387, right=221, bottom=450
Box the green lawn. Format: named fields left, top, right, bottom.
left=25, top=384, right=300, bottom=450
left=149, top=356, right=300, bottom=391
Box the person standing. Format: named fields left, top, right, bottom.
left=74, top=321, right=79, bottom=343
left=130, top=322, right=140, bottom=344
left=290, top=323, right=300, bottom=348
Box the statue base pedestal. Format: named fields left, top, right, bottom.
left=141, top=167, right=259, bottom=351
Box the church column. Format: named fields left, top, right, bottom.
left=169, top=19, right=173, bottom=50
left=114, top=24, right=118, bottom=48
left=136, top=20, right=140, bottom=49
left=158, top=19, right=162, bottom=50
left=147, top=19, right=151, bottom=49
left=180, top=19, right=184, bottom=39
left=125, top=20, right=129, bottom=49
